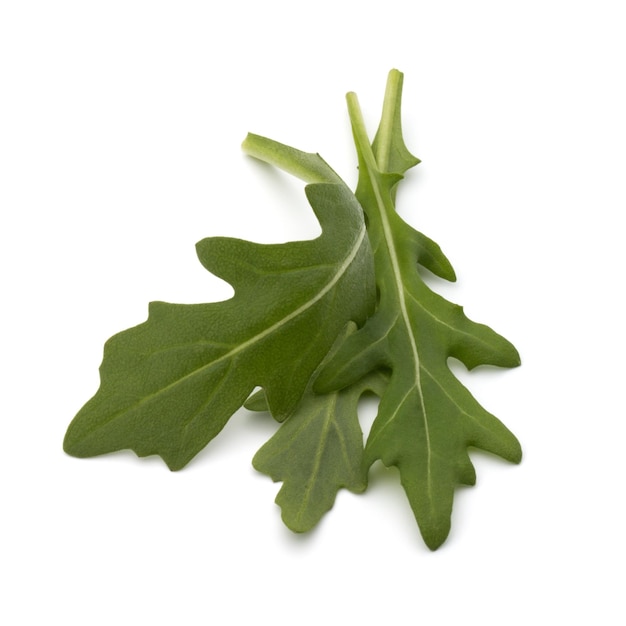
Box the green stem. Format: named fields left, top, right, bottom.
left=242, top=133, right=343, bottom=186
left=374, top=69, right=404, bottom=172
left=346, top=93, right=380, bottom=175
left=345, top=69, right=405, bottom=175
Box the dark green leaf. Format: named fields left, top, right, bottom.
left=317, top=70, right=521, bottom=549
left=248, top=324, right=387, bottom=532
left=64, top=144, right=375, bottom=471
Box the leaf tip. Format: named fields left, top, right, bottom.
left=62, top=414, right=91, bottom=459
left=422, top=525, right=451, bottom=551
left=510, top=438, right=523, bottom=465
left=501, top=343, right=522, bottom=370
left=62, top=430, right=78, bottom=457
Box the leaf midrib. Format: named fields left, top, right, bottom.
left=365, top=160, right=434, bottom=509
left=295, top=395, right=337, bottom=525
left=348, top=89, right=435, bottom=510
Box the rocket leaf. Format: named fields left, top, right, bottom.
left=316, top=70, right=521, bottom=550
left=64, top=70, right=520, bottom=549
left=63, top=141, right=375, bottom=471
left=246, top=324, right=387, bottom=532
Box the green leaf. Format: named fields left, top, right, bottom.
left=64, top=141, right=375, bottom=471
left=247, top=324, right=387, bottom=532
left=64, top=70, right=520, bottom=549
left=316, top=69, right=521, bottom=550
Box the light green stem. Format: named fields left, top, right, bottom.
left=242, top=133, right=343, bottom=185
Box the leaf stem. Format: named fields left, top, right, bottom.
left=374, top=69, right=404, bottom=172
left=346, top=93, right=379, bottom=174
left=242, top=133, right=343, bottom=185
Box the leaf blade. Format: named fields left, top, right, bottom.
left=251, top=326, right=387, bottom=532
left=319, top=69, right=521, bottom=549
left=64, top=162, right=375, bottom=470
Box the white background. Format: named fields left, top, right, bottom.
left=2, top=1, right=625, bottom=624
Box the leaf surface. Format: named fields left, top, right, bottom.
left=316, top=70, right=521, bottom=549
left=64, top=142, right=375, bottom=471
left=247, top=324, right=387, bottom=532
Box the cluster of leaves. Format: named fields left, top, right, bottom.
left=64, top=70, right=521, bottom=549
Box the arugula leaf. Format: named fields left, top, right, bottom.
left=246, top=323, right=387, bottom=532
left=63, top=141, right=375, bottom=471
left=64, top=71, right=520, bottom=549
left=316, top=70, right=521, bottom=550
